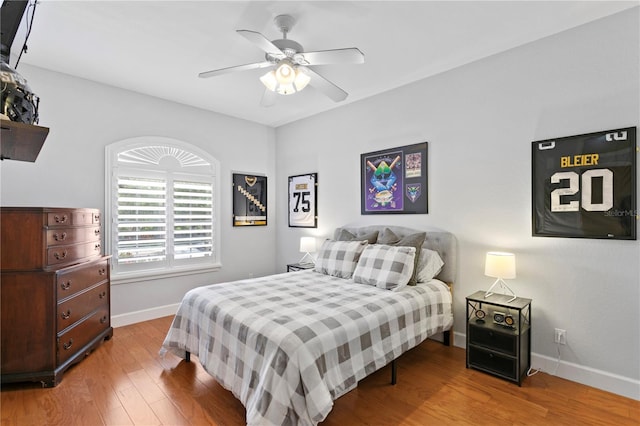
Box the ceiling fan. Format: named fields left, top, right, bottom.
left=198, top=14, right=364, bottom=106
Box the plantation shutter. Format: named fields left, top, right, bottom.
left=117, top=176, right=167, bottom=264
left=173, top=180, right=214, bottom=259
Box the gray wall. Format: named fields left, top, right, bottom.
left=0, top=65, right=278, bottom=318
left=275, top=9, right=639, bottom=395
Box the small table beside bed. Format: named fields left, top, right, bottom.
left=160, top=225, right=457, bottom=426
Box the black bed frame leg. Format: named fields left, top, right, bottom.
left=391, top=359, right=397, bottom=385
left=185, top=351, right=191, bottom=363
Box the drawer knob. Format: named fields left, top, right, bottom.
left=53, top=232, right=67, bottom=241
left=61, top=281, right=71, bottom=291
left=54, top=215, right=68, bottom=224
left=63, top=338, right=73, bottom=350
left=94, top=243, right=101, bottom=251
left=54, top=250, right=68, bottom=260
left=61, top=310, right=71, bottom=320
left=100, top=315, right=108, bottom=324
left=98, top=268, right=106, bottom=276
left=94, top=214, right=100, bottom=222
left=94, top=228, right=101, bottom=236
left=99, top=291, right=107, bottom=299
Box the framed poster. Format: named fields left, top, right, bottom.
left=532, top=127, right=636, bottom=239
left=232, top=173, right=267, bottom=226
left=288, top=173, right=318, bottom=228
left=361, top=142, right=428, bottom=214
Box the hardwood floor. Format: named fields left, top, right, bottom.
left=2, top=315, right=638, bottom=425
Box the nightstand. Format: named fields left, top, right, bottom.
left=466, top=290, right=531, bottom=386
left=287, top=263, right=314, bottom=272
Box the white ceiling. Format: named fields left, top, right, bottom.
left=10, top=0, right=638, bottom=127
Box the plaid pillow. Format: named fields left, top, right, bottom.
left=352, top=244, right=416, bottom=291
left=377, top=229, right=426, bottom=285
left=314, top=240, right=368, bottom=279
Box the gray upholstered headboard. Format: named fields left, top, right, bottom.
left=333, top=225, right=457, bottom=284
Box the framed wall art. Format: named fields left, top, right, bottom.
left=361, top=142, right=428, bottom=215
left=532, top=127, right=636, bottom=239
left=288, top=173, right=318, bottom=228
left=232, top=173, right=267, bottom=226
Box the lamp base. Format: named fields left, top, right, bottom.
left=298, top=252, right=315, bottom=265
left=485, top=278, right=516, bottom=302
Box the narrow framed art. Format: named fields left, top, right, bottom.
left=532, top=127, right=636, bottom=239
left=361, top=142, right=428, bottom=215
left=288, top=173, right=318, bottom=228
left=232, top=173, right=267, bottom=226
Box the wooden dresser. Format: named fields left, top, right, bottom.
left=0, top=207, right=113, bottom=387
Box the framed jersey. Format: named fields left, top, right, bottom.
left=232, top=173, right=267, bottom=226
left=288, top=173, right=318, bottom=228
left=532, top=127, right=636, bottom=239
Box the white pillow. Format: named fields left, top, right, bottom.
left=352, top=244, right=416, bottom=291
left=314, top=240, right=368, bottom=279
left=416, top=248, right=444, bottom=282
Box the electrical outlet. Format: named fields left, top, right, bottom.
left=554, top=328, right=567, bottom=345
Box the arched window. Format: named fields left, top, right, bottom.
left=105, top=137, right=220, bottom=283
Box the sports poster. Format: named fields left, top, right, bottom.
left=232, top=173, right=267, bottom=226
left=361, top=142, right=428, bottom=214
left=532, top=127, right=636, bottom=239
left=288, top=173, right=318, bottom=228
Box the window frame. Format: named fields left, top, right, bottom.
left=105, top=137, right=221, bottom=285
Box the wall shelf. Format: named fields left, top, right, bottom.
left=0, top=119, right=50, bottom=162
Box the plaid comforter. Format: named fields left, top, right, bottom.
left=160, top=270, right=453, bottom=425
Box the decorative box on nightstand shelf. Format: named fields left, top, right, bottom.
left=287, top=263, right=314, bottom=272
left=466, top=291, right=531, bottom=386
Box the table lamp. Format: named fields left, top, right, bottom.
left=299, top=237, right=316, bottom=265
left=484, top=251, right=516, bottom=302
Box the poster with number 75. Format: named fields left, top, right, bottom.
left=288, top=173, right=318, bottom=228
left=532, top=127, right=636, bottom=240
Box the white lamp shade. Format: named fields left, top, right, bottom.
left=294, top=68, right=311, bottom=91
left=299, top=237, right=316, bottom=253
left=259, top=71, right=278, bottom=91
left=484, top=252, right=516, bottom=279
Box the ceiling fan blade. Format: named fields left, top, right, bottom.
left=260, top=88, right=277, bottom=108
left=198, top=61, right=272, bottom=78
left=237, top=29, right=285, bottom=59
left=305, top=68, right=348, bottom=102
left=296, top=48, right=365, bottom=66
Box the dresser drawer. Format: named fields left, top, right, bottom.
left=46, top=226, right=101, bottom=247
left=57, top=306, right=110, bottom=365
left=47, top=209, right=100, bottom=227
left=57, top=282, right=109, bottom=333
left=47, top=241, right=102, bottom=267
left=468, top=323, right=517, bottom=356
left=56, top=258, right=109, bottom=301
left=468, top=346, right=517, bottom=379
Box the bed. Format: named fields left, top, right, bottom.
left=160, top=225, right=456, bottom=425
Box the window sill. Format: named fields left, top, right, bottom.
left=111, top=263, right=222, bottom=285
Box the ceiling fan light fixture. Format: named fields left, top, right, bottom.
left=260, top=60, right=310, bottom=95
left=276, top=83, right=296, bottom=95
left=294, top=68, right=311, bottom=91
left=260, top=70, right=278, bottom=92
left=275, top=60, right=296, bottom=85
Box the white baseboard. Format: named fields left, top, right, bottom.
left=452, top=331, right=639, bottom=401
left=111, top=303, right=180, bottom=328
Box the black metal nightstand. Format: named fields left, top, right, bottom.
left=466, top=291, right=531, bottom=386
left=287, top=263, right=314, bottom=272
